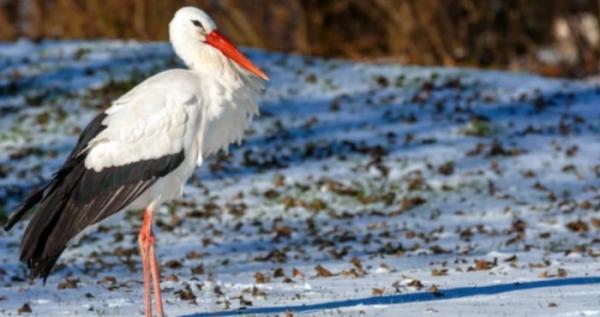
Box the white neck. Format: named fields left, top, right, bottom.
left=170, top=33, right=235, bottom=83
left=169, top=24, right=267, bottom=109
left=174, top=40, right=266, bottom=96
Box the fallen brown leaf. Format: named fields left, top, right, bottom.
left=315, top=264, right=333, bottom=277
left=17, top=303, right=32, bottom=314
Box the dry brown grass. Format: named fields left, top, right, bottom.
left=1, top=0, right=599, bottom=76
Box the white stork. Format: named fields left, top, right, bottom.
left=4, top=7, right=268, bottom=317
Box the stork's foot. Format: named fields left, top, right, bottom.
left=139, top=205, right=164, bottom=317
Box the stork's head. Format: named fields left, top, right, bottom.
left=169, top=7, right=268, bottom=81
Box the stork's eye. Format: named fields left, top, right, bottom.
left=191, top=19, right=203, bottom=29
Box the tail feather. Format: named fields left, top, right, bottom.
left=4, top=112, right=110, bottom=280
left=3, top=183, right=67, bottom=281
left=8, top=156, right=86, bottom=281
left=19, top=192, right=69, bottom=281
left=3, top=188, right=45, bottom=231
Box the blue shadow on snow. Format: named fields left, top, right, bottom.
left=181, top=276, right=600, bottom=316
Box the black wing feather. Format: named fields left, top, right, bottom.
left=4, top=112, right=108, bottom=231
left=4, top=112, right=185, bottom=281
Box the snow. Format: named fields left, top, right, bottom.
left=1, top=40, right=599, bottom=317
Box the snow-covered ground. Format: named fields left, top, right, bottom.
left=0, top=40, right=599, bottom=317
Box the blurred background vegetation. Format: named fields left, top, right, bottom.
left=2, top=0, right=600, bottom=78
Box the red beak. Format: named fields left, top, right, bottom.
left=205, top=31, right=269, bottom=81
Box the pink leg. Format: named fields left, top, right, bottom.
left=149, top=244, right=164, bottom=316
left=138, top=215, right=152, bottom=317
left=138, top=205, right=164, bottom=317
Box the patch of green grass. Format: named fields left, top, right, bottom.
left=462, top=119, right=497, bottom=137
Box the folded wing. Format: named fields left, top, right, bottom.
left=5, top=97, right=190, bottom=280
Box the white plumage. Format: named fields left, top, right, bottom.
left=84, top=10, right=265, bottom=208
left=6, top=7, right=268, bottom=317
